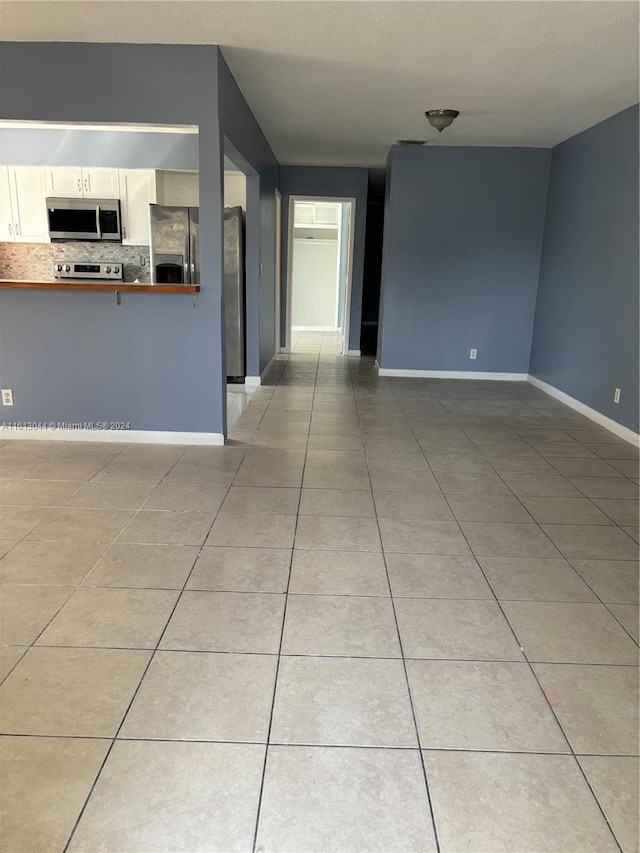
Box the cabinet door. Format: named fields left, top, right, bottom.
left=45, top=167, right=83, bottom=197
left=0, top=166, right=15, bottom=241
left=10, top=167, right=50, bottom=243
left=119, top=170, right=156, bottom=246
left=157, top=170, right=199, bottom=207
left=83, top=168, right=120, bottom=198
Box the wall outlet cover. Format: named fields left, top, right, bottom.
left=469, top=349, right=478, bottom=360
left=1, top=389, right=14, bottom=406
left=614, top=388, right=621, bottom=404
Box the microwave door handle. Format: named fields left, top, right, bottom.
left=95, top=205, right=102, bottom=239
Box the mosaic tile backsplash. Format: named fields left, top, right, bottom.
left=0, top=242, right=152, bottom=283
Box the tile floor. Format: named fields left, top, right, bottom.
left=0, top=330, right=638, bottom=852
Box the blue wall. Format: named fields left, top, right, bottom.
left=378, top=145, right=551, bottom=372
left=0, top=42, right=227, bottom=433
left=530, top=105, right=639, bottom=432
left=217, top=52, right=280, bottom=376
left=279, top=166, right=369, bottom=351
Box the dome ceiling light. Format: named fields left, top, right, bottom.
left=425, top=109, right=460, bottom=133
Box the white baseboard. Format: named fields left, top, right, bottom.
left=347, top=349, right=361, bottom=357
left=244, top=354, right=278, bottom=390
left=292, top=325, right=338, bottom=332
left=378, top=368, right=528, bottom=381
left=527, top=375, right=639, bottom=446
left=0, top=428, right=225, bottom=446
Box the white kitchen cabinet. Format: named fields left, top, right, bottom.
left=10, top=167, right=49, bottom=242
left=45, top=166, right=84, bottom=197
left=0, top=167, right=14, bottom=241
left=45, top=166, right=120, bottom=199
left=0, top=166, right=49, bottom=243
left=82, top=168, right=120, bottom=198
left=119, top=169, right=156, bottom=245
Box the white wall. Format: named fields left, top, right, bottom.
left=224, top=172, right=246, bottom=210
left=291, top=237, right=339, bottom=329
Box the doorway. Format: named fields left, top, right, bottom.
left=285, top=196, right=355, bottom=356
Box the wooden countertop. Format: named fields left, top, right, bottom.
left=0, top=279, right=200, bottom=293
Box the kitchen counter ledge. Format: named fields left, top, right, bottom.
left=0, top=279, right=200, bottom=294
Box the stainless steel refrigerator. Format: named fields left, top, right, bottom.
left=149, top=204, right=245, bottom=380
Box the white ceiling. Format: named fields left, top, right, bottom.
left=1, top=1, right=638, bottom=166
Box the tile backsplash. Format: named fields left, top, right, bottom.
left=0, top=242, right=151, bottom=283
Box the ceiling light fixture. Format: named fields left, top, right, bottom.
left=425, top=109, right=460, bottom=133
left=396, top=139, right=429, bottom=146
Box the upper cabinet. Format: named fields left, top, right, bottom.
left=44, top=167, right=120, bottom=199
left=0, top=166, right=49, bottom=243
left=156, top=170, right=199, bottom=207
left=119, top=169, right=156, bottom=246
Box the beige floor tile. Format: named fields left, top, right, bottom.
left=143, top=482, right=229, bottom=512
left=307, top=433, right=364, bottom=450
left=0, top=479, right=83, bottom=506
left=0, top=735, right=110, bottom=853
left=373, top=490, right=454, bottom=521
left=434, top=472, right=512, bottom=497
left=519, top=496, right=613, bottom=525
left=288, top=549, right=388, bottom=595
left=533, top=663, right=639, bottom=754
left=256, top=746, right=437, bottom=853
left=461, top=521, right=560, bottom=557
left=92, top=460, right=174, bottom=484
left=610, top=603, right=640, bottom=642
left=0, top=584, right=73, bottom=644
left=0, top=540, right=15, bottom=558
left=590, top=499, right=639, bottom=526
left=220, top=486, right=300, bottom=515
left=0, top=506, right=53, bottom=539
left=0, top=646, right=150, bottom=736
left=160, top=590, right=285, bottom=653
left=65, top=481, right=155, bottom=510
left=542, top=524, right=639, bottom=560
left=502, top=601, right=638, bottom=663
left=120, top=650, right=277, bottom=741
left=379, top=518, right=470, bottom=555
left=550, top=457, right=622, bottom=478
left=0, top=645, right=27, bottom=681
left=28, top=460, right=107, bottom=481
left=0, top=540, right=106, bottom=585
left=578, top=756, right=640, bottom=853
left=299, top=488, right=375, bottom=517
left=28, top=508, right=135, bottom=543
left=386, top=553, right=492, bottom=598
left=424, top=751, right=617, bottom=852
left=478, top=556, right=598, bottom=601
left=206, top=512, right=296, bottom=548
left=395, top=598, right=523, bottom=660
left=407, top=659, right=567, bottom=751
left=67, top=740, right=265, bottom=853
left=570, top=477, right=639, bottom=499
left=502, top=474, right=583, bottom=497
left=188, top=546, right=291, bottom=592
left=271, top=656, right=416, bottom=747
left=37, top=587, right=179, bottom=648
left=303, top=465, right=371, bottom=490
left=118, top=510, right=216, bottom=546
left=83, top=543, right=199, bottom=589
left=570, top=559, right=639, bottom=603
left=447, top=494, right=533, bottom=522
left=282, top=595, right=401, bottom=657
left=295, top=515, right=381, bottom=551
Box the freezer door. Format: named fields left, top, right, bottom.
left=224, top=207, right=245, bottom=379
left=150, top=205, right=189, bottom=282
left=188, top=207, right=200, bottom=284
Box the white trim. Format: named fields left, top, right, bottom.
left=274, top=188, right=282, bottom=354
left=347, top=349, right=362, bottom=357
left=244, top=354, right=278, bottom=391
left=292, top=325, right=338, bottom=332
left=0, top=428, right=224, bottom=445
left=378, top=368, right=528, bottom=381
left=527, top=375, right=640, bottom=446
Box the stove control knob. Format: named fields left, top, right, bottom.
left=64, top=265, right=71, bottom=272
left=113, top=266, right=120, bottom=274
left=56, top=264, right=63, bottom=272
left=105, top=266, right=112, bottom=274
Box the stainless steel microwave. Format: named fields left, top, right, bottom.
left=46, top=197, right=122, bottom=242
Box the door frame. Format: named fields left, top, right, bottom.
left=274, top=188, right=282, bottom=354
left=285, top=195, right=356, bottom=356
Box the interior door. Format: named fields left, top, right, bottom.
left=340, top=202, right=353, bottom=356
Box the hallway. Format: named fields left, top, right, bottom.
left=0, top=334, right=638, bottom=852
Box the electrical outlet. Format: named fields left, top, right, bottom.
left=469, top=349, right=478, bottom=360
left=1, top=389, right=14, bottom=406
left=614, top=388, right=621, bottom=404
